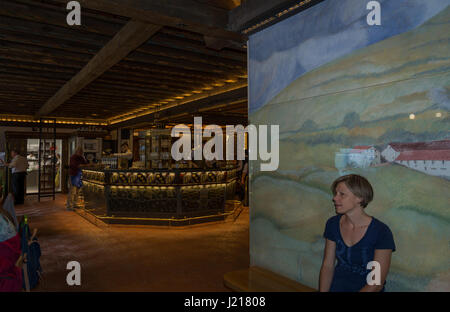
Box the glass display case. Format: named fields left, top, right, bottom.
left=149, top=129, right=172, bottom=169
left=136, top=129, right=173, bottom=169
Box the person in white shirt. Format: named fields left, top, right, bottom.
left=114, top=142, right=133, bottom=168
left=0, top=150, right=29, bottom=205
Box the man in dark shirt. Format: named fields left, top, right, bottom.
left=66, top=147, right=88, bottom=210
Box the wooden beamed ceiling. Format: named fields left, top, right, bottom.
left=0, top=0, right=304, bottom=127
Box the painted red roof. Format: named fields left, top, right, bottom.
left=395, top=149, right=450, bottom=161
left=389, top=140, right=450, bottom=152
left=353, top=145, right=372, bottom=150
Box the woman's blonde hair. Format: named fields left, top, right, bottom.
left=331, top=174, right=373, bottom=208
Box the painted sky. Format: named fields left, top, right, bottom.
left=248, top=0, right=450, bottom=113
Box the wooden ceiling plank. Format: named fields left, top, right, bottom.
left=194, top=0, right=241, bottom=11
left=0, top=15, right=111, bottom=46
left=12, top=0, right=129, bottom=24
left=0, top=94, right=49, bottom=101
left=0, top=16, right=244, bottom=68
left=80, top=83, right=181, bottom=96
left=0, top=39, right=241, bottom=81
left=115, top=61, right=233, bottom=81
left=0, top=28, right=102, bottom=56
left=0, top=28, right=244, bottom=75
left=0, top=59, right=80, bottom=75
left=112, top=86, right=247, bottom=127
left=149, top=33, right=246, bottom=62
left=68, top=90, right=169, bottom=101
left=0, top=63, right=205, bottom=93
left=0, top=69, right=224, bottom=105
left=58, top=91, right=160, bottom=101
left=137, top=42, right=245, bottom=68
left=0, top=51, right=85, bottom=70
left=0, top=67, right=73, bottom=81
left=94, top=78, right=195, bottom=93
left=101, top=72, right=207, bottom=90
left=158, top=26, right=248, bottom=53
left=35, top=20, right=162, bottom=116
left=0, top=0, right=121, bottom=36
left=48, top=0, right=245, bottom=43
left=0, top=85, right=56, bottom=95
left=0, top=50, right=228, bottom=86
left=0, top=40, right=94, bottom=63
left=126, top=50, right=242, bottom=74
left=0, top=72, right=68, bottom=85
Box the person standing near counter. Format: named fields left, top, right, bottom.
left=66, top=147, right=88, bottom=211
left=0, top=150, right=28, bottom=205
left=114, top=142, right=133, bottom=168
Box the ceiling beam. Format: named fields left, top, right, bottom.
left=35, top=20, right=161, bottom=117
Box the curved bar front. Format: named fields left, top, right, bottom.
left=81, top=168, right=238, bottom=225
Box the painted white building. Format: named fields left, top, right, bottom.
left=382, top=140, right=450, bottom=163
left=335, top=145, right=380, bottom=169
left=381, top=145, right=400, bottom=162
left=394, top=149, right=450, bottom=178
left=349, top=146, right=381, bottom=167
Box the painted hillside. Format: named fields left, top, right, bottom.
left=249, top=7, right=450, bottom=291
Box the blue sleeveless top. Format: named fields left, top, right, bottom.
left=323, top=214, right=396, bottom=292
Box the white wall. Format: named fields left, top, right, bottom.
left=395, top=159, right=449, bottom=177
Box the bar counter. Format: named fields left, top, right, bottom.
left=80, top=167, right=238, bottom=225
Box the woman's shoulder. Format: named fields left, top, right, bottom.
left=323, top=214, right=341, bottom=241
left=371, top=217, right=393, bottom=231
left=325, top=214, right=341, bottom=226
left=370, top=217, right=396, bottom=250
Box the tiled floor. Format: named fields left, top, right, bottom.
left=15, top=195, right=249, bottom=292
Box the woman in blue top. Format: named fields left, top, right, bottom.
left=319, top=174, right=395, bottom=292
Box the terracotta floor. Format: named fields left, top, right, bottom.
left=15, top=194, right=249, bottom=292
